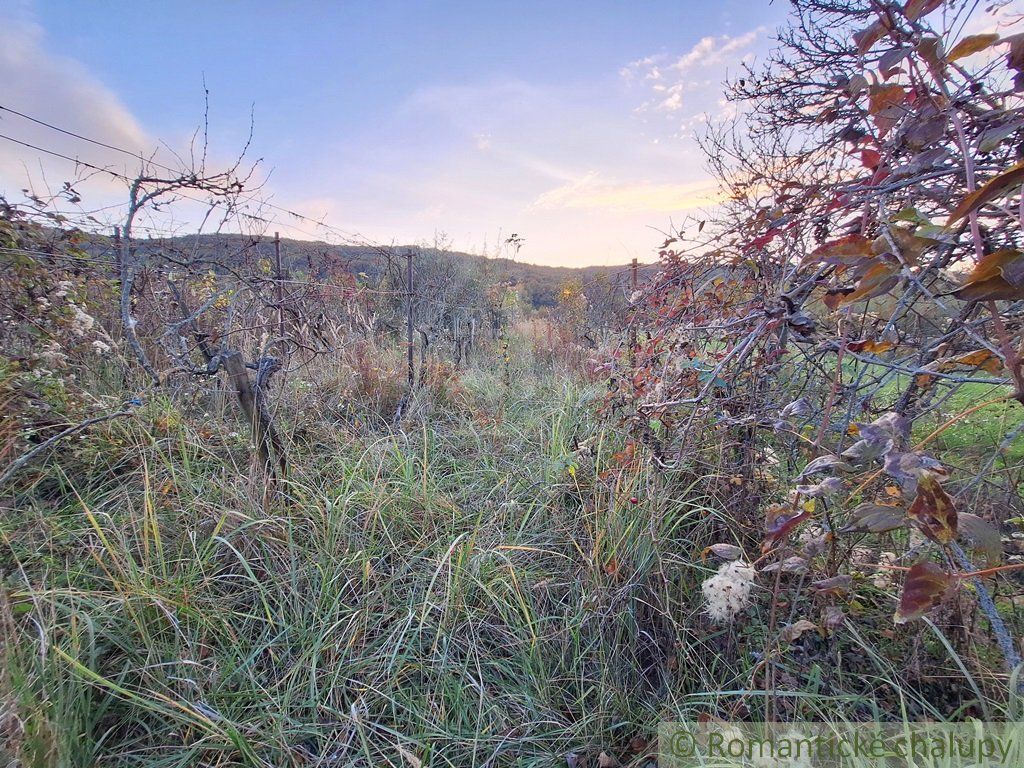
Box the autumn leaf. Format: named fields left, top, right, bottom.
left=903, top=0, right=942, bottom=22
left=946, top=33, right=1000, bottom=62
left=932, top=348, right=1003, bottom=374
left=763, top=503, right=810, bottom=551
left=805, top=234, right=873, bottom=266
left=780, top=619, right=818, bottom=642
left=868, top=84, right=908, bottom=135
left=915, top=372, right=936, bottom=390
left=861, top=148, right=882, bottom=170
left=978, top=120, right=1023, bottom=153
left=947, top=162, right=1024, bottom=224
left=824, top=260, right=900, bottom=310
left=917, top=36, right=944, bottom=70
left=705, top=543, right=744, bottom=561
left=958, top=512, right=1002, bottom=565
left=812, top=574, right=853, bottom=596
left=907, top=473, right=958, bottom=544
left=951, top=249, right=1024, bottom=301
left=840, top=503, right=906, bottom=534
left=868, top=84, right=906, bottom=114
left=848, top=339, right=895, bottom=354
left=854, top=20, right=889, bottom=55
left=894, top=561, right=953, bottom=624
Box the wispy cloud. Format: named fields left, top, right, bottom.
left=531, top=172, right=721, bottom=214
left=622, top=27, right=765, bottom=119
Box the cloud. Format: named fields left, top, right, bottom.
left=669, top=28, right=763, bottom=74
left=0, top=13, right=154, bottom=202
left=623, top=27, right=765, bottom=120
left=530, top=172, right=721, bottom=214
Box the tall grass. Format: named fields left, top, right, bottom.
left=1, top=336, right=1017, bottom=767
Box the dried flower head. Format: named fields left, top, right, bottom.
left=702, top=560, right=756, bottom=623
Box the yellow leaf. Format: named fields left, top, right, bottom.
left=947, top=163, right=1024, bottom=224
left=946, top=33, right=1000, bottom=62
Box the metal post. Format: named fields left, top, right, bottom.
left=274, top=231, right=284, bottom=339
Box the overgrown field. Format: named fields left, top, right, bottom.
left=2, top=334, right=1020, bottom=768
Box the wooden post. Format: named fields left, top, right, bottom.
left=274, top=231, right=285, bottom=339
left=629, top=257, right=638, bottom=366
left=406, top=250, right=415, bottom=390
left=223, top=350, right=286, bottom=480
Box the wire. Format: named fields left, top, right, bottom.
left=0, top=103, right=364, bottom=244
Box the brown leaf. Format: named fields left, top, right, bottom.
left=705, top=543, right=744, bottom=561
left=903, top=0, right=942, bottom=22
left=780, top=619, right=819, bottom=643
left=894, top=561, right=953, bottom=624
left=763, top=503, right=810, bottom=551
left=951, top=249, right=1024, bottom=301
left=854, top=20, right=889, bottom=55
left=917, top=36, right=945, bottom=70
left=879, top=46, right=911, bottom=78
left=869, top=84, right=908, bottom=135
left=869, top=84, right=906, bottom=115
left=932, top=348, right=1003, bottom=374
left=907, top=473, right=958, bottom=544
left=958, top=512, right=1002, bottom=565
left=822, top=605, right=846, bottom=632
left=828, top=261, right=901, bottom=309
left=812, top=574, right=853, bottom=596
left=946, top=33, right=1001, bottom=62
left=805, top=234, right=873, bottom=266
left=978, top=120, right=1024, bottom=153
left=840, top=503, right=906, bottom=534
left=848, top=339, right=896, bottom=354
left=947, top=162, right=1024, bottom=224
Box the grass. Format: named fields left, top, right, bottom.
left=1, top=340, right=1020, bottom=767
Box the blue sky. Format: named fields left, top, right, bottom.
left=0, top=0, right=789, bottom=266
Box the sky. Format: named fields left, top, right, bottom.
left=0, top=0, right=791, bottom=267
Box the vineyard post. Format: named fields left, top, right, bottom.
left=274, top=231, right=284, bottom=339
left=629, top=256, right=638, bottom=366
left=406, top=249, right=415, bottom=390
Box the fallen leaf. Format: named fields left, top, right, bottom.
left=780, top=619, right=819, bottom=642
left=848, top=338, right=896, bottom=354
left=813, top=574, right=853, bottom=596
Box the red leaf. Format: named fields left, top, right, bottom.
left=894, top=562, right=953, bottom=624
left=907, top=474, right=958, bottom=544
left=861, top=148, right=882, bottom=170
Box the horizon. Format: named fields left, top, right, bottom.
left=0, top=0, right=790, bottom=268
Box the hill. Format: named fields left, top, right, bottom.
left=85, top=232, right=658, bottom=309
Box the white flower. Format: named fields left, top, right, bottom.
left=91, top=339, right=112, bottom=356
left=69, top=303, right=95, bottom=337
left=702, top=560, right=756, bottom=623
left=54, top=280, right=74, bottom=298
left=37, top=341, right=67, bottom=368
